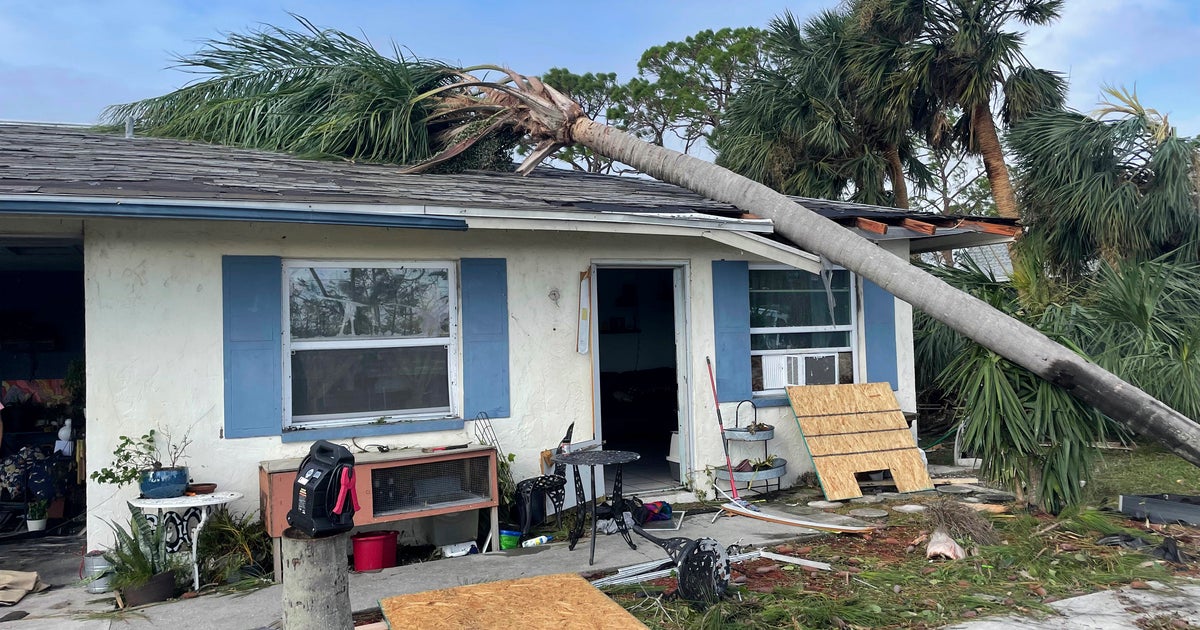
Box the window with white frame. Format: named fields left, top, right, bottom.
left=749, top=266, right=856, bottom=395
left=283, top=261, right=456, bottom=428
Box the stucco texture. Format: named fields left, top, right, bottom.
left=79, top=218, right=914, bottom=549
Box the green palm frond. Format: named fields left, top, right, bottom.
left=103, top=16, right=471, bottom=167
left=1009, top=91, right=1200, bottom=272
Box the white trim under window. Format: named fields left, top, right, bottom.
left=282, top=259, right=458, bottom=429
left=749, top=264, right=858, bottom=396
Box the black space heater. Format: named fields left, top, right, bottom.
left=286, top=440, right=359, bottom=537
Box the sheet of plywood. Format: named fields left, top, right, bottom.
left=788, top=383, right=933, bottom=501
left=380, top=573, right=646, bottom=630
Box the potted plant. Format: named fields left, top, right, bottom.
left=106, top=504, right=185, bottom=607
left=26, top=499, right=48, bottom=531
left=91, top=428, right=193, bottom=499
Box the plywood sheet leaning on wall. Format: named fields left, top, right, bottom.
left=787, top=383, right=933, bottom=501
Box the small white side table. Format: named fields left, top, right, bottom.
left=128, top=491, right=243, bottom=592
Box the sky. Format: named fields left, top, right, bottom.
left=2, top=0, right=1199, bottom=135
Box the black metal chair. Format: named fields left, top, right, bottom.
left=515, top=423, right=573, bottom=539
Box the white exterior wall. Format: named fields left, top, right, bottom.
left=78, top=218, right=918, bottom=548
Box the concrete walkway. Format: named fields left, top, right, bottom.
left=2, top=505, right=831, bottom=630
left=949, top=581, right=1200, bottom=629
left=6, top=500, right=1195, bottom=630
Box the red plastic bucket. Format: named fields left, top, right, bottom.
left=352, top=530, right=398, bottom=572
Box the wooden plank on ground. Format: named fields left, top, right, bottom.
left=788, top=383, right=934, bottom=501
left=381, top=573, right=645, bottom=629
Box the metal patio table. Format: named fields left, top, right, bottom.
left=551, top=449, right=640, bottom=565
left=128, top=491, right=243, bottom=591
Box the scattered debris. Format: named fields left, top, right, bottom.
left=962, top=503, right=1010, bottom=514
left=931, top=477, right=981, bottom=485
left=926, top=529, right=967, bottom=560
left=0, top=571, right=48, bottom=606
left=1098, top=534, right=1194, bottom=565
left=848, top=508, right=890, bottom=519
left=1119, top=494, right=1200, bottom=527
left=757, top=551, right=832, bottom=571
left=925, top=499, right=999, bottom=545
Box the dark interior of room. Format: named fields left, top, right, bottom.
left=0, top=242, right=86, bottom=536
left=596, top=268, right=679, bottom=490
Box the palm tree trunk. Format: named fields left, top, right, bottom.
left=972, top=103, right=1019, bottom=219
left=883, top=144, right=909, bottom=209
left=569, top=117, right=1200, bottom=468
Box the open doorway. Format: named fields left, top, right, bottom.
left=594, top=267, right=684, bottom=494
left=0, top=237, right=86, bottom=540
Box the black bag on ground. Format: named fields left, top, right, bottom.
left=287, top=440, right=358, bottom=538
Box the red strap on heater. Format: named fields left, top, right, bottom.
left=331, top=466, right=360, bottom=515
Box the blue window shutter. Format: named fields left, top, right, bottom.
left=222, top=256, right=282, bottom=438
left=862, top=279, right=899, bottom=390
left=461, top=258, right=510, bottom=418
left=712, top=260, right=752, bottom=402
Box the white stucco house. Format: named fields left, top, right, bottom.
left=0, top=122, right=1017, bottom=549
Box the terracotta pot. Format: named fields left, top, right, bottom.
left=119, top=571, right=176, bottom=608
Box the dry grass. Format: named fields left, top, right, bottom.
left=924, top=499, right=999, bottom=545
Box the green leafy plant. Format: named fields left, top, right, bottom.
left=197, top=509, right=273, bottom=584
left=91, top=428, right=194, bottom=487
left=105, top=504, right=185, bottom=592
left=750, top=454, right=779, bottom=471
left=26, top=499, right=48, bottom=520
left=90, top=432, right=160, bottom=487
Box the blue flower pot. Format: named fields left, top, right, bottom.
left=139, top=467, right=189, bottom=499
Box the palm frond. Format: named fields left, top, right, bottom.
left=103, top=17, right=469, bottom=167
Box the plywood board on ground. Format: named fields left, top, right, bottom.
left=380, top=573, right=646, bottom=630
left=788, top=383, right=933, bottom=501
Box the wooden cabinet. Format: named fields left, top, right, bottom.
left=259, top=444, right=500, bottom=579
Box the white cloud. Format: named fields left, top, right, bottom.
left=1021, top=0, right=1200, bottom=132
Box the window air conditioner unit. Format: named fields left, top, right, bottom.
left=761, top=353, right=839, bottom=389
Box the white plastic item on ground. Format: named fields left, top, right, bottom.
left=926, top=528, right=966, bottom=560
left=440, top=541, right=478, bottom=557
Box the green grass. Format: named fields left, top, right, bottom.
left=1087, top=445, right=1200, bottom=504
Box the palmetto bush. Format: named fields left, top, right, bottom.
left=918, top=256, right=1200, bottom=512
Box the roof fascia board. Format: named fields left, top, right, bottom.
left=907, top=232, right=1014, bottom=254
left=0, top=194, right=771, bottom=233
left=703, top=230, right=822, bottom=274
left=465, top=216, right=715, bottom=238
left=437, top=205, right=772, bottom=232
left=0, top=199, right=466, bottom=231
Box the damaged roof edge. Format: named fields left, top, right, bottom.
left=0, top=193, right=775, bottom=234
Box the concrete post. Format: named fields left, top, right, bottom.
left=281, top=528, right=351, bottom=630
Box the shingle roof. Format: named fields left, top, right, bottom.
left=0, top=122, right=1018, bottom=238
left=0, top=122, right=742, bottom=216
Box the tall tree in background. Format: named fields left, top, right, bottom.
left=104, top=18, right=1200, bottom=469
left=715, top=9, right=930, bottom=206
left=636, top=27, right=768, bottom=154
left=533, top=69, right=630, bottom=174
left=1009, top=87, right=1200, bottom=278
left=861, top=0, right=1067, bottom=219
left=918, top=90, right=1200, bottom=508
